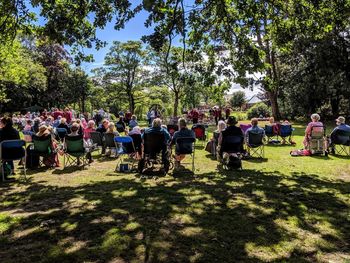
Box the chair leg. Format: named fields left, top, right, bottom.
left=1, top=163, right=4, bottom=182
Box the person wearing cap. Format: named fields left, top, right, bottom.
left=217, top=116, right=244, bottom=159
left=327, top=116, right=350, bottom=154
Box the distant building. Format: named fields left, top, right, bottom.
left=244, top=94, right=267, bottom=109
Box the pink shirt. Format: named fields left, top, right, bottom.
left=84, top=127, right=95, bottom=140
left=305, top=121, right=323, bottom=137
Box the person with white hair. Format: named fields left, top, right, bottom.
left=303, top=113, right=323, bottom=148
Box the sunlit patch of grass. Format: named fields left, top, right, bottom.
left=0, top=213, right=21, bottom=234
left=61, top=221, right=78, bottom=232
left=101, top=227, right=131, bottom=257
left=123, top=221, right=141, bottom=231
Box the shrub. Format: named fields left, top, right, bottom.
left=232, top=112, right=247, bottom=121
left=247, top=103, right=271, bottom=119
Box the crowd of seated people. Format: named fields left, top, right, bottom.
left=1, top=107, right=350, bottom=180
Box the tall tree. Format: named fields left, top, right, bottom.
left=103, top=41, right=149, bottom=113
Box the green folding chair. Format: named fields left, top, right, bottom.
left=32, top=135, right=54, bottom=168
left=64, top=136, right=88, bottom=169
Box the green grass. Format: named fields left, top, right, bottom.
left=1, top=123, right=350, bottom=262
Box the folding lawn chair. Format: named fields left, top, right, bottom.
left=308, top=126, right=327, bottom=155
left=0, top=140, right=27, bottom=181
left=220, top=135, right=244, bottom=170
left=63, top=135, right=88, bottom=169
left=331, top=129, right=350, bottom=156
left=32, top=135, right=55, bottom=168
left=174, top=137, right=196, bottom=171
left=246, top=131, right=265, bottom=158
left=90, top=131, right=104, bottom=153
left=167, top=124, right=179, bottom=137
left=192, top=124, right=207, bottom=146
left=280, top=125, right=294, bottom=144
left=138, top=132, right=171, bottom=174
left=264, top=125, right=279, bottom=143
left=103, top=133, right=118, bottom=157
left=114, top=136, right=138, bottom=172
left=129, top=134, right=142, bottom=157
left=240, top=124, right=252, bottom=134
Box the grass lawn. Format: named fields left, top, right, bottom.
left=1, top=123, right=350, bottom=262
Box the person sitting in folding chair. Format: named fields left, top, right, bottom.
left=66, top=123, right=93, bottom=164
left=217, top=116, right=245, bottom=161
left=327, top=116, right=350, bottom=155
left=140, top=118, right=171, bottom=173
left=171, top=118, right=196, bottom=170
left=0, top=117, right=21, bottom=178
left=245, top=118, right=265, bottom=158
left=303, top=113, right=324, bottom=149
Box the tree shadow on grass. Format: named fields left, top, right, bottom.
left=0, top=169, right=349, bottom=262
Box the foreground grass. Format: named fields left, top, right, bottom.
left=0, top=124, right=350, bottom=263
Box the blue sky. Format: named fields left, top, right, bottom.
left=80, top=9, right=154, bottom=73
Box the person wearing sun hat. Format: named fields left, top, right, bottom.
left=327, top=116, right=350, bottom=154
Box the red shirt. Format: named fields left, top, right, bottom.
left=63, top=111, right=72, bottom=124
left=53, top=111, right=63, bottom=120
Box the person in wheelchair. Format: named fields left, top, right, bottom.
left=327, top=116, right=350, bottom=154
left=217, top=116, right=244, bottom=161
left=171, top=118, right=195, bottom=168
left=141, top=118, right=171, bottom=171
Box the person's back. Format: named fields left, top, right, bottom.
left=218, top=116, right=244, bottom=158
left=57, top=123, right=69, bottom=131
left=222, top=125, right=243, bottom=138
left=335, top=123, right=350, bottom=133
left=0, top=122, right=20, bottom=142
left=246, top=119, right=265, bottom=136
left=173, top=127, right=195, bottom=140
left=144, top=125, right=170, bottom=143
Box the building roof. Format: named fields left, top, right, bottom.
left=247, top=94, right=262, bottom=104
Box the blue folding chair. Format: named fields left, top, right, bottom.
left=114, top=136, right=137, bottom=172
left=280, top=125, right=295, bottom=144
left=175, top=137, right=196, bottom=171
left=0, top=140, right=26, bottom=181
left=264, top=125, right=279, bottom=143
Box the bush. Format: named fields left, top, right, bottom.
left=247, top=103, right=271, bottom=119
left=231, top=112, right=247, bottom=121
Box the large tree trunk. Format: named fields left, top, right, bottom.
left=267, top=90, right=281, bottom=120
left=129, top=93, right=135, bottom=113
left=330, top=98, right=340, bottom=117
left=81, top=84, right=86, bottom=113
left=173, top=90, right=179, bottom=117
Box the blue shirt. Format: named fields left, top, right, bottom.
left=246, top=125, right=265, bottom=136
left=129, top=120, right=138, bottom=129
left=333, top=123, right=350, bottom=133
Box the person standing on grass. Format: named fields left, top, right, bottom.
left=225, top=107, right=231, bottom=120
